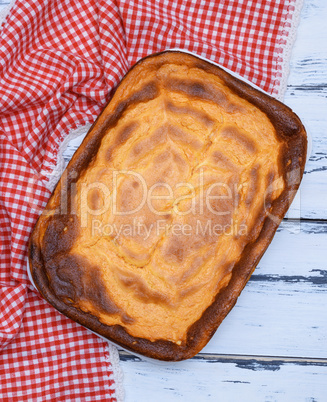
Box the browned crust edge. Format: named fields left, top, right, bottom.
left=29, top=50, right=307, bottom=361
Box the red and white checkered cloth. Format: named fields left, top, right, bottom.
left=0, top=0, right=303, bottom=400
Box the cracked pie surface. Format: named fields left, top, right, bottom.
left=29, top=51, right=307, bottom=361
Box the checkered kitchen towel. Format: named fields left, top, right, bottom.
left=0, top=0, right=303, bottom=400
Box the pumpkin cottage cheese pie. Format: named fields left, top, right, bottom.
left=29, top=51, right=307, bottom=361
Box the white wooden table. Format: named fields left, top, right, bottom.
left=2, top=0, right=326, bottom=400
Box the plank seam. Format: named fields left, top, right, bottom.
left=118, top=350, right=327, bottom=365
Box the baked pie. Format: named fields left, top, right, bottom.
left=29, top=51, right=307, bottom=361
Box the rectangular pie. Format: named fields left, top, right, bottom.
left=29, top=51, right=307, bottom=361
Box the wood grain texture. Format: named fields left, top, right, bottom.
left=285, top=88, right=327, bottom=219
left=283, top=0, right=327, bottom=219
left=286, top=0, right=327, bottom=87
left=119, top=351, right=327, bottom=402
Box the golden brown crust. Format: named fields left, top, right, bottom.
left=29, top=51, right=307, bottom=361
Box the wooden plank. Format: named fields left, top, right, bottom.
left=283, top=0, right=327, bottom=219
left=285, top=87, right=327, bottom=219
left=286, top=0, right=327, bottom=87
left=119, top=351, right=327, bottom=402
left=201, top=220, right=327, bottom=358
left=284, top=87, right=327, bottom=219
